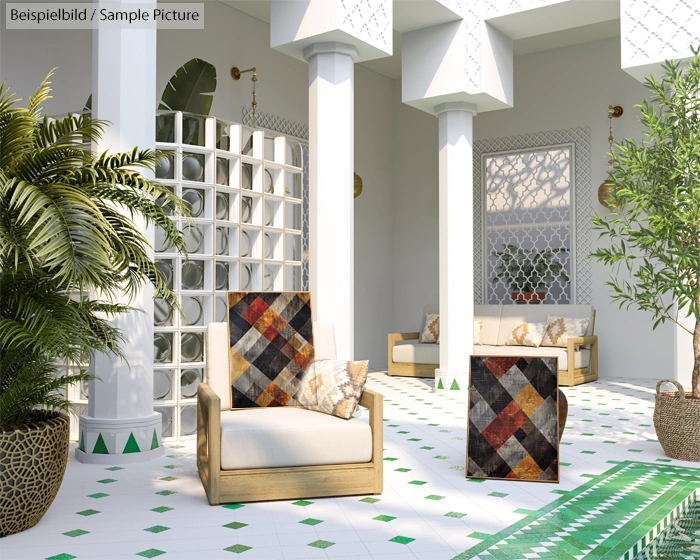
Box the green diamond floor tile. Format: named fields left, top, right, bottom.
left=291, top=500, right=313, bottom=507
left=155, top=490, right=176, bottom=496
left=159, top=476, right=178, bottom=482
left=62, top=529, right=89, bottom=538
left=224, top=544, right=252, bottom=554
left=394, top=468, right=412, bottom=472
left=76, top=509, right=100, bottom=516
left=46, top=555, right=76, bottom=560
left=222, top=503, right=244, bottom=510
left=425, top=494, right=446, bottom=500
left=389, top=536, right=416, bottom=544
left=359, top=497, right=381, bottom=503
left=104, top=466, right=123, bottom=471
left=383, top=457, right=398, bottom=461
left=308, top=540, right=335, bottom=549
left=96, top=478, right=117, bottom=484
left=373, top=515, right=396, bottom=522
left=163, top=464, right=180, bottom=469
left=144, top=525, right=170, bottom=533
left=150, top=506, right=173, bottom=513
left=299, top=518, right=323, bottom=526
left=223, top=521, right=248, bottom=530
left=409, top=480, right=428, bottom=485
left=445, top=512, right=467, bottom=518
left=488, top=492, right=508, bottom=498
left=87, top=492, right=109, bottom=499
left=136, top=550, right=166, bottom=559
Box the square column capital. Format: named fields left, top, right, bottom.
left=271, top=0, right=392, bottom=63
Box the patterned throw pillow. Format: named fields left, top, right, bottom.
left=420, top=313, right=440, bottom=343
left=436, top=320, right=483, bottom=345
left=541, top=316, right=590, bottom=347
left=296, top=359, right=370, bottom=419
left=505, top=322, right=547, bottom=347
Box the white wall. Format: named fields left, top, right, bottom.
left=391, top=36, right=682, bottom=382
left=0, top=1, right=396, bottom=370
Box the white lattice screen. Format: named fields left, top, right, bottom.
left=66, top=112, right=308, bottom=441
left=483, top=145, right=574, bottom=305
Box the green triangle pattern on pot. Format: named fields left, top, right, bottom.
left=450, top=379, right=460, bottom=390
left=93, top=433, right=109, bottom=454
left=123, top=433, right=140, bottom=454
left=151, top=429, right=159, bottom=450
left=437, top=378, right=444, bottom=389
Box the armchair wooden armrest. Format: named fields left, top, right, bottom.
left=564, top=335, right=598, bottom=386
left=197, top=382, right=221, bottom=505
left=358, top=389, right=383, bottom=493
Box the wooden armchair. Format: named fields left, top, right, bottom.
left=197, top=322, right=383, bottom=505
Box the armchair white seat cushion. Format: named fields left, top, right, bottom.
left=220, top=407, right=372, bottom=470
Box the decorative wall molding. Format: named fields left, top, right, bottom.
left=622, top=0, right=700, bottom=68
left=242, top=108, right=309, bottom=140
left=473, top=127, right=593, bottom=305
left=340, top=0, right=391, bottom=51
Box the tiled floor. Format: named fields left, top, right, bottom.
left=2, top=373, right=700, bottom=560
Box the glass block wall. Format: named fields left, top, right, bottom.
left=68, top=111, right=308, bottom=441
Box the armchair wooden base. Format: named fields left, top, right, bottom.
left=197, top=384, right=383, bottom=505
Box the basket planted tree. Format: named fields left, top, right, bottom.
left=0, top=73, right=186, bottom=535
left=590, top=46, right=700, bottom=461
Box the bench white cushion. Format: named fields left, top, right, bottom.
left=220, top=407, right=372, bottom=470
left=474, top=345, right=590, bottom=370
left=393, top=341, right=590, bottom=370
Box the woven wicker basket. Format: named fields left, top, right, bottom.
left=654, top=380, right=700, bottom=462
left=0, top=412, right=70, bottom=536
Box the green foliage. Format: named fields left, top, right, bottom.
left=491, top=244, right=570, bottom=293
left=589, top=46, right=700, bottom=397
left=158, top=58, right=216, bottom=115
left=0, top=72, right=187, bottom=427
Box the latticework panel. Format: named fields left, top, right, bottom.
left=483, top=147, right=573, bottom=305
left=474, top=128, right=592, bottom=305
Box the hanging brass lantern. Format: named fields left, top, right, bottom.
left=598, top=105, right=623, bottom=209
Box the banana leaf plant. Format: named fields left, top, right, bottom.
left=0, top=72, right=187, bottom=428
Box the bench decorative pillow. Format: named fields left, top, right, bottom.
left=505, top=322, right=547, bottom=347
left=541, top=316, right=590, bottom=347
left=420, top=313, right=440, bottom=343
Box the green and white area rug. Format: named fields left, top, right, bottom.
left=634, top=499, right=700, bottom=560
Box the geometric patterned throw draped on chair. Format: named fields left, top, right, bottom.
left=227, top=292, right=314, bottom=408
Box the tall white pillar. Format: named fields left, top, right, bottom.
left=304, top=42, right=357, bottom=361
left=434, top=102, right=477, bottom=391
left=77, top=0, right=162, bottom=463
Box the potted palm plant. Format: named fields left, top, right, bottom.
left=0, top=73, right=186, bottom=535
left=590, top=46, right=700, bottom=461
left=491, top=244, right=570, bottom=304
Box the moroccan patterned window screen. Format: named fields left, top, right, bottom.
left=483, top=145, right=574, bottom=305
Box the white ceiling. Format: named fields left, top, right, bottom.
left=217, top=0, right=621, bottom=81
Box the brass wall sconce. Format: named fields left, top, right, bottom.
left=231, top=65, right=258, bottom=128
left=354, top=173, right=363, bottom=198
left=598, top=105, right=623, bottom=209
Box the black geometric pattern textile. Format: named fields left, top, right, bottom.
left=227, top=292, right=314, bottom=408
left=467, top=356, right=559, bottom=482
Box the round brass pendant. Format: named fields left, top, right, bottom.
left=598, top=180, right=616, bottom=209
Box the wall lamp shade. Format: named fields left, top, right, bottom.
left=354, top=173, right=363, bottom=198
left=598, top=180, right=616, bottom=209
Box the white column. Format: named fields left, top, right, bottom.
left=434, top=102, right=477, bottom=391
left=77, top=0, right=162, bottom=463
left=304, top=42, right=357, bottom=361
